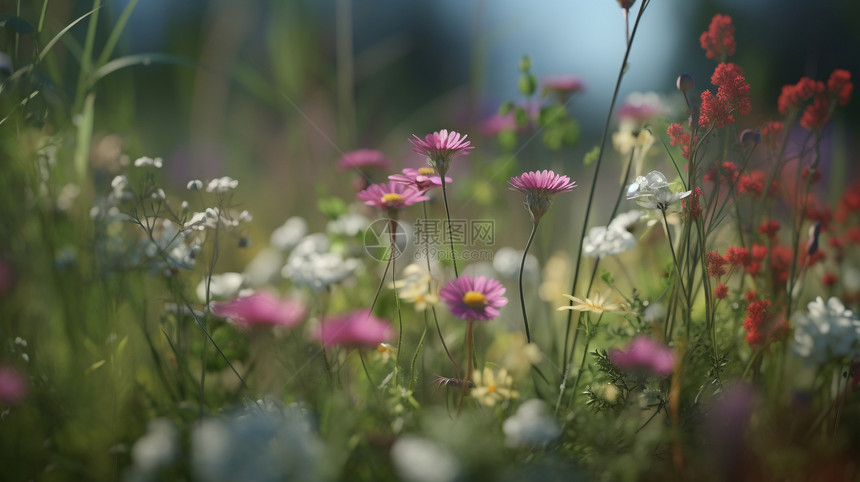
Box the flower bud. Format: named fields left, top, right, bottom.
left=676, top=73, right=694, bottom=93
left=740, top=129, right=761, bottom=147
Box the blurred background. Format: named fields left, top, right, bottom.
left=3, top=0, right=860, bottom=237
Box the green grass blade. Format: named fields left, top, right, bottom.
left=95, top=0, right=137, bottom=70
left=38, top=7, right=100, bottom=63
left=89, top=52, right=198, bottom=88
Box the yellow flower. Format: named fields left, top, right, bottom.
left=470, top=367, right=519, bottom=407
left=375, top=343, right=396, bottom=363
left=556, top=292, right=628, bottom=315
left=390, top=264, right=439, bottom=311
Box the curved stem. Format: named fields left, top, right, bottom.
left=519, top=221, right=539, bottom=343
left=440, top=176, right=459, bottom=278
left=562, top=0, right=650, bottom=376
left=457, top=320, right=475, bottom=415
left=423, top=201, right=459, bottom=372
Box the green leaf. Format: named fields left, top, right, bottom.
left=497, top=101, right=514, bottom=116
left=600, top=269, right=615, bottom=285
left=584, top=145, right=601, bottom=166
left=518, top=73, right=536, bottom=96
left=85, top=359, right=106, bottom=375
left=318, top=196, right=347, bottom=220
left=0, top=14, right=37, bottom=35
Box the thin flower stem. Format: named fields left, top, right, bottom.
left=440, top=176, right=459, bottom=278
left=661, top=208, right=691, bottom=338
left=359, top=350, right=375, bottom=388
left=423, top=201, right=459, bottom=372
left=389, top=217, right=404, bottom=387
left=519, top=221, right=539, bottom=343
left=457, top=320, right=475, bottom=415
left=562, top=0, right=650, bottom=380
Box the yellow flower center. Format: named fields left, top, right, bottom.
left=415, top=295, right=424, bottom=302
left=462, top=291, right=487, bottom=308
left=381, top=193, right=404, bottom=204
left=487, top=384, right=497, bottom=393
left=418, top=167, right=436, bottom=176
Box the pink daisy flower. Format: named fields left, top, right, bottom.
left=337, top=149, right=390, bottom=171
left=609, top=335, right=675, bottom=377
left=312, top=309, right=394, bottom=348
left=211, top=292, right=306, bottom=329
left=439, top=275, right=508, bottom=321
left=388, top=167, right=452, bottom=193
left=357, top=181, right=429, bottom=212
left=409, top=129, right=474, bottom=176
left=508, top=170, right=576, bottom=223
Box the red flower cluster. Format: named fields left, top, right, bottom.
left=715, top=283, right=729, bottom=299
left=704, top=161, right=739, bottom=185
left=682, top=187, right=704, bottom=219
left=777, top=69, right=853, bottom=130
left=759, top=220, right=780, bottom=238
left=743, top=298, right=771, bottom=346
left=835, top=180, right=860, bottom=222
left=737, top=170, right=777, bottom=196
left=699, top=63, right=751, bottom=128
left=822, top=273, right=838, bottom=287
left=699, top=14, right=736, bottom=60
left=707, top=251, right=728, bottom=278
left=760, top=121, right=783, bottom=152
left=667, top=123, right=693, bottom=159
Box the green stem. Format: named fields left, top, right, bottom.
left=440, top=176, right=459, bottom=278
left=519, top=221, right=539, bottom=343
left=562, top=0, right=650, bottom=376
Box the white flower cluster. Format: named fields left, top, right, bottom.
left=282, top=233, right=360, bottom=291
left=133, top=156, right=163, bottom=168
left=183, top=207, right=252, bottom=232
left=582, top=209, right=641, bottom=258
left=502, top=399, right=561, bottom=448
left=206, top=176, right=239, bottom=193
left=793, top=297, right=860, bottom=365
left=626, top=170, right=691, bottom=211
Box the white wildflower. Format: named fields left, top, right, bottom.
left=131, top=418, right=178, bottom=473
left=502, top=399, right=561, bottom=447
left=187, top=179, right=203, bottom=191
left=134, top=156, right=163, bottom=168
left=271, top=217, right=308, bottom=250
left=626, top=170, right=691, bottom=211
left=206, top=176, right=238, bottom=193
left=492, top=247, right=539, bottom=279
left=197, top=272, right=244, bottom=301
left=582, top=225, right=636, bottom=258
left=390, top=436, right=461, bottom=482
left=326, top=212, right=369, bottom=237
left=793, top=296, right=860, bottom=365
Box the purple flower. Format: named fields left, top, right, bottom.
left=0, top=366, right=28, bottom=405
left=388, top=168, right=452, bottom=193
left=357, top=181, right=430, bottom=212
left=337, top=149, right=390, bottom=171
left=211, top=292, right=306, bottom=329
left=409, top=129, right=474, bottom=176
left=508, top=170, right=576, bottom=222
left=312, top=309, right=394, bottom=348
left=609, top=335, right=674, bottom=377
left=439, top=275, right=508, bottom=321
